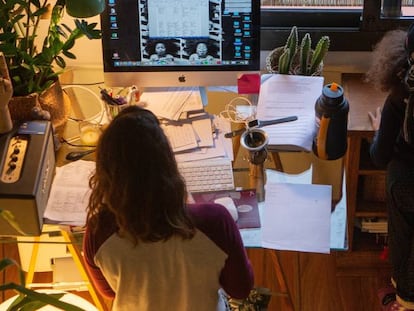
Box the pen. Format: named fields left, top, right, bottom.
left=224, top=115, right=298, bottom=138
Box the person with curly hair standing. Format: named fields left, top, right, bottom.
left=367, top=24, right=414, bottom=311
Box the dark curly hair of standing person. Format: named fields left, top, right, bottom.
left=365, top=29, right=409, bottom=93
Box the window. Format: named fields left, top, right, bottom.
left=260, top=0, right=414, bottom=51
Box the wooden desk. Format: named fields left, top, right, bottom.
left=237, top=162, right=347, bottom=310
left=1, top=85, right=347, bottom=310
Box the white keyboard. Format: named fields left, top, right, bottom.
left=178, top=158, right=235, bottom=193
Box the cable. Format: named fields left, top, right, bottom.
left=62, top=84, right=106, bottom=124
left=219, top=96, right=256, bottom=128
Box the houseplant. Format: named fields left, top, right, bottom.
left=0, top=258, right=84, bottom=310
left=0, top=0, right=102, bottom=132
left=266, top=26, right=330, bottom=76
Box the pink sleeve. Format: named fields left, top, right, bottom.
left=83, top=225, right=116, bottom=299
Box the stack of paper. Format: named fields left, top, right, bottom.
left=139, top=87, right=204, bottom=121
left=256, top=74, right=324, bottom=152
left=44, top=160, right=95, bottom=226
left=161, top=116, right=214, bottom=153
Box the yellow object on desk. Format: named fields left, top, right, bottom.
left=79, top=121, right=101, bottom=146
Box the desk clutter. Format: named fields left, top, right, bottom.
left=0, top=79, right=347, bottom=253
left=45, top=86, right=236, bottom=226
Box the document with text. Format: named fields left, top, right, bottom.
left=256, top=74, right=324, bottom=152
left=44, top=160, right=95, bottom=226
left=262, top=182, right=332, bottom=254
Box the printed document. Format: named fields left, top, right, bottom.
left=140, top=87, right=203, bottom=120
left=44, top=160, right=94, bottom=226
left=262, top=182, right=332, bottom=254
left=256, top=74, right=324, bottom=152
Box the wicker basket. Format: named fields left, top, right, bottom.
left=8, top=80, right=70, bottom=136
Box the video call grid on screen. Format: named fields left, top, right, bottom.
left=102, top=0, right=258, bottom=69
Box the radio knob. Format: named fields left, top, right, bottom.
left=9, top=162, right=16, bottom=170
left=11, top=155, right=18, bottom=162
left=13, top=148, right=20, bottom=154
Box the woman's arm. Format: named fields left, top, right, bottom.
left=370, top=96, right=404, bottom=168
left=83, top=226, right=116, bottom=299
left=189, top=203, right=254, bottom=299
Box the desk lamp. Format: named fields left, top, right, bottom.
left=65, top=0, right=105, bottom=18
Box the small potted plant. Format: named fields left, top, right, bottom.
left=266, top=26, right=330, bottom=76
left=0, top=0, right=103, bottom=134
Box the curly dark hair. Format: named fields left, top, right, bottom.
left=145, top=39, right=179, bottom=56
left=365, top=29, right=409, bottom=93
left=86, top=106, right=195, bottom=244
left=185, top=39, right=219, bottom=58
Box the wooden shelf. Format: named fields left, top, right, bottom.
left=351, top=228, right=387, bottom=252
left=355, top=200, right=387, bottom=217
left=343, top=73, right=388, bottom=252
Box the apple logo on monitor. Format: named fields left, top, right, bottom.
left=178, top=75, right=186, bottom=83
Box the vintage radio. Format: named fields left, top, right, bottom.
left=0, top=121, right=55, bottom=236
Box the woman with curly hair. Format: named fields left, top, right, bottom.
left=367, top=24, right=414, bottom=311
left=82, top=106, right=253, bottom=311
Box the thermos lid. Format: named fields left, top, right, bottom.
left=321, top=82, right=344, bottom=106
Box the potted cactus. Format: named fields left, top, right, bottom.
left=266, top=26, right=330, bottom=76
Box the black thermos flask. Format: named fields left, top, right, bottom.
left=313, top=82, right=349, bottom=160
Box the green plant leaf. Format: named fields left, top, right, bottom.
left=55, top=55, right=66, bottom=68
left=32, top=6, right=48, bottom=17
left=309, top=36, right=330, bottom=75
left=0, top=0, right=101, bottom=96
left=0, top=210, right=27, bottom=236
left=278, top=48, right=290, bottom=74
left=285, top=26, right=298, bottom=69
left=62, top=50, right=76, bottom=59
left=299, top=33, right=311, bottom=75
left=1, top=283, right=85, bottom=311
left=31, top=0, right=41, bottom=8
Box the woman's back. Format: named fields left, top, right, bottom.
left=84, top=203, right=253, bottom=311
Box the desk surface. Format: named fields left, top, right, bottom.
left=57, top=85, right=347, bottom=252
left=238, top=167, right=347, bottom=252
left=342, top=73, right=388, bottom=132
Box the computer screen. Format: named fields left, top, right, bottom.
left=100, top=0, right=261, bottom=88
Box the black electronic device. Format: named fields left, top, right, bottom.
left=0, top=121, right=55, bottom=236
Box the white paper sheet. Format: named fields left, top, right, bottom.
left=140, top=87, right=203, bottom=120
left=256, top=74, right=324, bottom=151
left=261, top=182, right=332, bottom=254
left=44, top=160, right=95, bottom=226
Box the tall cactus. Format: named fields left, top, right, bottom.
left=269, top=26, right=330, bottom=76
left=299, top=33, right=311, bottom=75
left=278, top=48, right=291, bottom=74
left=284, top=26, right=298, bottom=70
left=309, top=36, right=330, bottom=75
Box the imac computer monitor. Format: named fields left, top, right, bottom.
left=100, top=0, right=261, bottom=88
